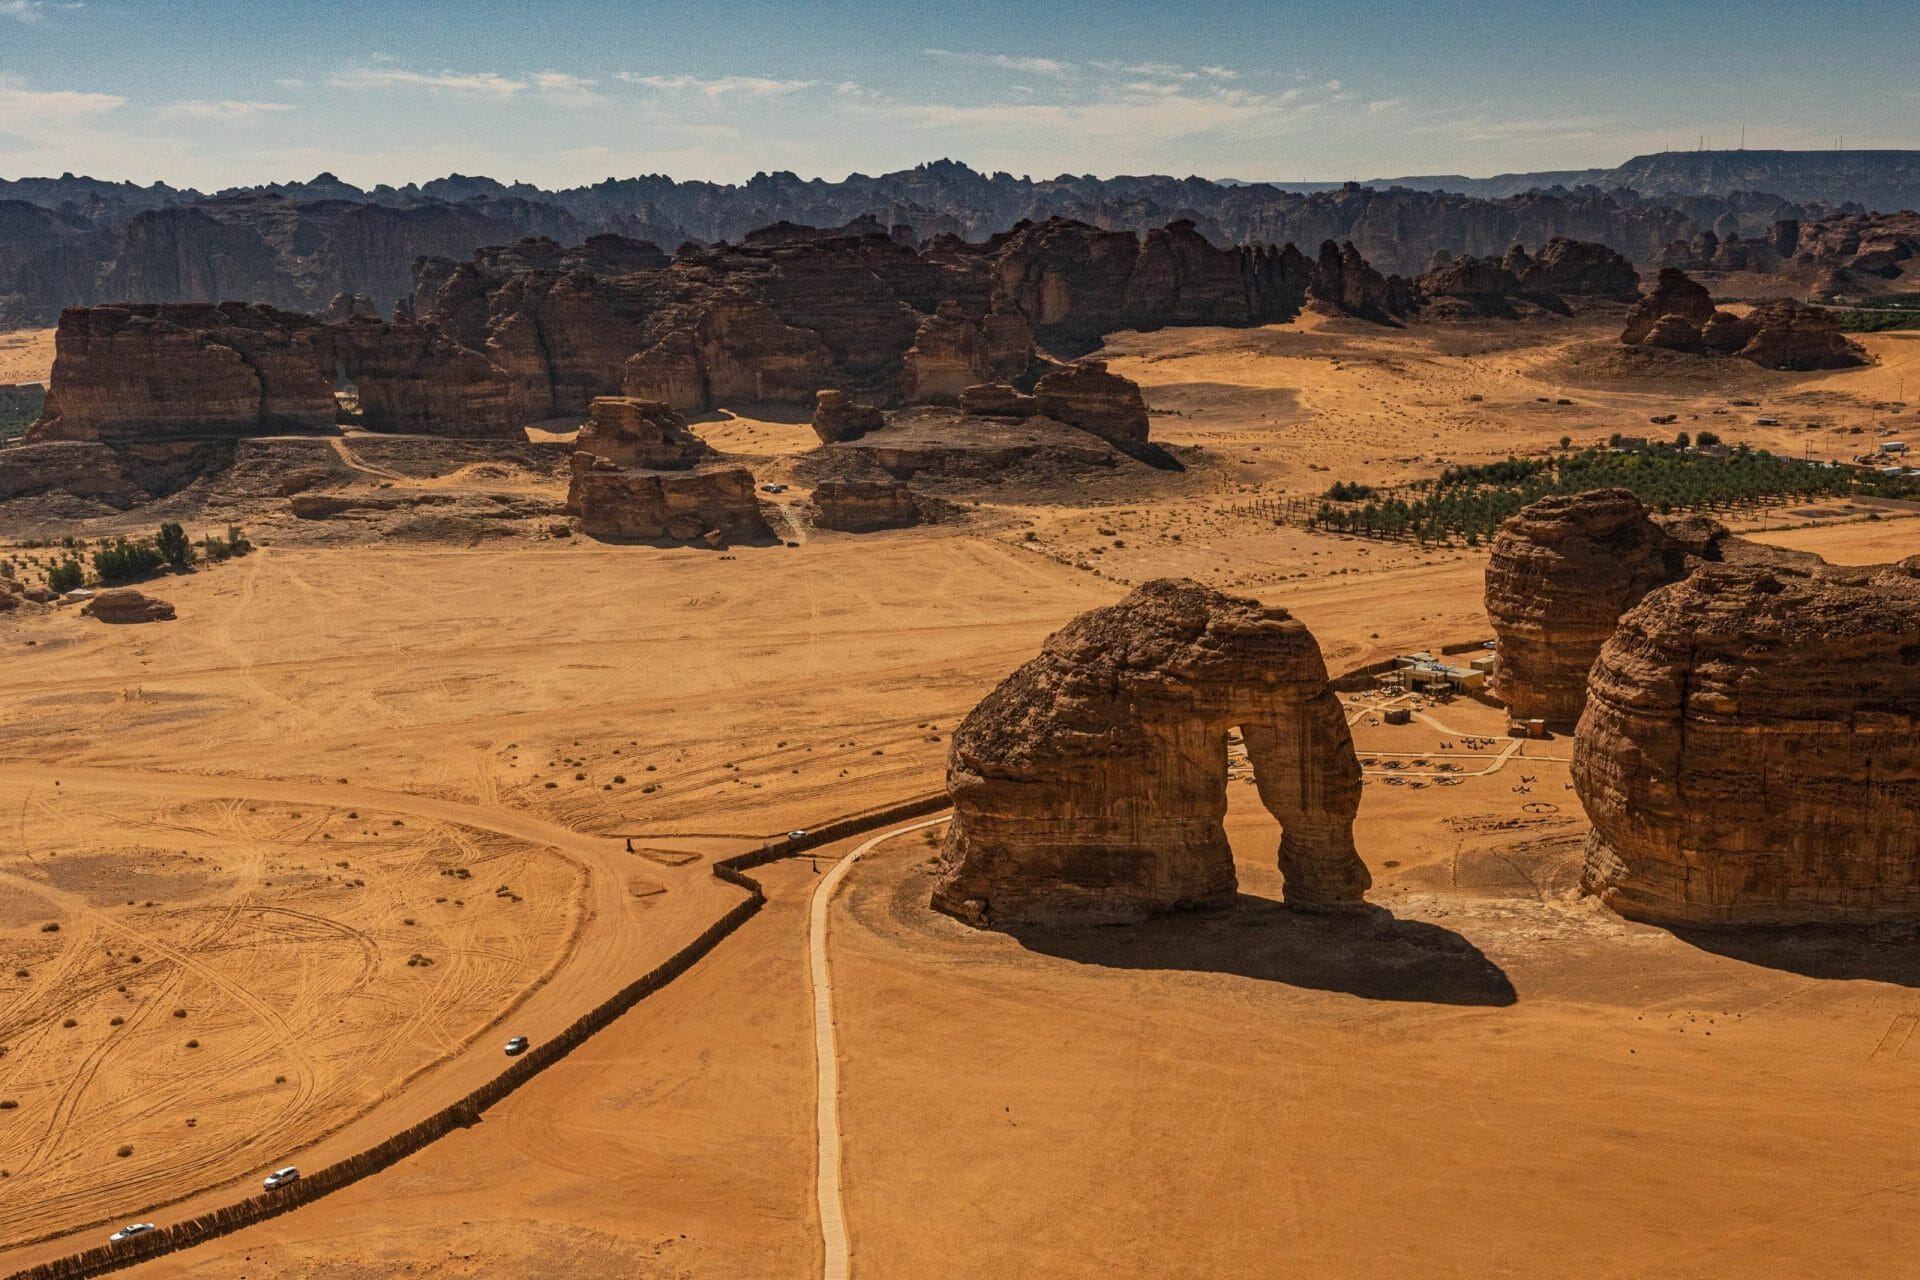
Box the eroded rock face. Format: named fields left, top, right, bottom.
left=1518, top=238, right=1641, bottom=301
left=1736, top=299, right=1866, bottom=370
left=1486, top=490, right=1706, bottom=724
left=1031, top=360, right=1150, bottom=453
left=811, top=478, right=922, bottom=532
left=30, top=303, right=337, bottom=443
left=932, top=578, right=1367, bottom=927
left=810, top=389, right=886, bottom=444
left=956, top=382, right=1037, bottom=418
left=81, top=589, right=175, bottom=623
left=1575, top=564, right=1920, bottom=926
left=1620, top=267, right=1715, bottom=345
left=575, top=396, right=706, bottom=469
left=565, top=457, right=771, bottom=545
left=1619, top=267, right=1865, bottom=369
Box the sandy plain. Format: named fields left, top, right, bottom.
left=0, top=314, right=1917, bottom=1276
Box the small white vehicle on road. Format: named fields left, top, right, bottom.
left=109, top=1223, right=156, bottom=1244
left=504, top=1035, right=529, bottom=1056
left=787, top=829, right=808, bottom=840
left=263, top=1166, right=299, bottom=1190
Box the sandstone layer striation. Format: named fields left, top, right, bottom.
left=1574, top=563, right=1920, bottom=926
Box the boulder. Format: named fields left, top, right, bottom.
left=811, top=478, right=922, bottom=532
left=811, top=389, right=886, bottom=444
left=81, top=589, right=175, bottom=624
left=1031, top=361, right=1150, bottom=452
left=1700, top=309, right=1756, bottom=354
left=1486, top=490, right=1707, bottom=724
left=1575, top=564, right=1920, bottom=926
left=932, top=578, right=1367, bottom=927
left=575, top=396, right=707, bottom=469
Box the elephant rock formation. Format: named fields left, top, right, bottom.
left=933, top=578, right=1367, bottom=927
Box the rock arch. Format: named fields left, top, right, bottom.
left=931, top=579, right=1367, bottom=927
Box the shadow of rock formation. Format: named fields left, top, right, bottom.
left=1005, top=895, right=1517, bottom=1006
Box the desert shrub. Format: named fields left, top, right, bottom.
left=46, top=559, right=83, bottom=593
left=91, top=538, right=165, bottom=585
left=155, top=522, right=194, bottom=569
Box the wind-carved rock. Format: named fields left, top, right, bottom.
left=811, top=478, right=922, bottom=532
left=1621, top=267, right=1865, bottom=369
left=810, top=389, right=885, bottom=444
left=1485, top=490, right=1703, bottom=725
left=1031, top=360, right=1150, bottom=454
left=932, top=578, right=1368, bottom=927
left=1575, top=563, right=1920, bottom=926
left=575, top=396, right=707, bottom=469
left=565, top=395, right=765, bottom=545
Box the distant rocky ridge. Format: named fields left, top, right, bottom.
left=8, top=153, right=1912, bottom=325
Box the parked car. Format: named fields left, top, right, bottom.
left=787, top=829, right=808, bottom=840
left=109, top=1223, right=156, bottom=1243
left=263, top=1166, right=299, bottom=1190
left=504, top=1035, right=529, bottom=1056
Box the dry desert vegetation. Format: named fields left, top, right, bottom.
left=3, top=312, right=1920, bottom=1280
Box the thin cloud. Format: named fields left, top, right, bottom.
left=1, top=0, right=83, bottom=23
left=532, top=71, right=603, bottom=105
left=0, top=79, right=124, bottom=121
left=159, top=99, right=295, bottom=121
left=925, top=49, right=1073, bottom=77
left=617, top=72, right=818, bottom=97
left=328, top=66, right=527, bottom=98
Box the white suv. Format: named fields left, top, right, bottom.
left=263, top=1166, right=299, bottom=1190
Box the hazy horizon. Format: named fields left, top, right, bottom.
left=4, top=0, right=1917, bottom=191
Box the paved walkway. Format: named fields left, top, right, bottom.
left=808, top=816, right=950, bottom=1280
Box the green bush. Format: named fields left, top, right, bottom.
left=47, top=560, right=83, bottom=593
left=156, top=522, right=193, bottom=570
left=91, top=539, right=165, bottom=585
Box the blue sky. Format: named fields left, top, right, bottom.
left=1, top=0, right=1914, bottom=189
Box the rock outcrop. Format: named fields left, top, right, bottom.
left=81, top=589, right=176, bottom=623
left=1733, top=299, right=1867, bottom=370
left=1031, top=361, right=1150, bottom=453
left=811, top=478, right=922, bottom=532
left=29, top=303, right=525, bottom=444
left=956, top=382, right=1037, bottom=417
left=810, top=389, right=886, bottom=444
left=1620, top=267, right=1866, bottom=369
left=573, top=396, right=706, bottom=469
left=1575, top=563, right=1920, bottom=926
left=565, top=458, right=770, bottom=545
left=1620, top=267, right=1717, bottom=345
left=29, top=303, right=337, bottom=443
left=1486, top=490, right=1707, bottom=724
left=932, top=578, right=1367, bottom=927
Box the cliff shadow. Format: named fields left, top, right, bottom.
left=1005, top=895, right=1516, bottom=1006
left=1668, top=925, right=1920, bottom=987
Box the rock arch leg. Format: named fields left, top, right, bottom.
left=1240, top=691, right=1368, bottom=910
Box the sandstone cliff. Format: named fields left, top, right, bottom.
left=1574, top=563, right=1920, bottom=926
left=933, top=578, right=1367, bottom=927
left=1485, top=490, right=1705, bottom=724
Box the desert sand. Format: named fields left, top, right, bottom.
left=0, top=330, right=52, bottom=386
left=2, top=314, right=1918, bottom=1276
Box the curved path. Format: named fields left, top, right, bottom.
left=808, top=816, right=950, bottom=1280
left=0, top=762, right=741, bottom=1270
